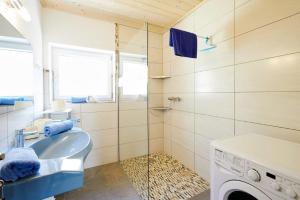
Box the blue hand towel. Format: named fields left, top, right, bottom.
left=0, top=97, right=24, bottom=105
left=169, top=28, right=197, bottom=58
left=0, top=148, right=40, bottom=182
left=44, top=120, right=73, bottom=137
left=71, top=97, right=87, bottom=103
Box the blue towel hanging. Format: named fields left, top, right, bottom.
left=169, top=28, right=197, bottom=58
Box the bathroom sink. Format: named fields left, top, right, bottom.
left=2, top=129, right=93, bottom=200
left=31, top=129, right=92, bottom=160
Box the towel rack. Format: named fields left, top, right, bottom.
left=197, top=35, right=217, bottom=51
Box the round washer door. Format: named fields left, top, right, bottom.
left=219, top=181, right=271, bottom=200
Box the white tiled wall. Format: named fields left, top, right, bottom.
left=0, top=106, right=34, bottom=152
left=163, top=0, right=300, bottom=182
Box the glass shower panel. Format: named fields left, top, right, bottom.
left=118, top=23, right=149, bottom=200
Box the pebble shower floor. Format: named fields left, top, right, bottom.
left=121, top=152, right=209, bottom=200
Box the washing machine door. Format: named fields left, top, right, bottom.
left=219, top=181, right=271, bottom=200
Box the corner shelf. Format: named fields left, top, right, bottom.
left=151, top=107, right=172, bottom=111
left=150, top=75, right=171, bottom=79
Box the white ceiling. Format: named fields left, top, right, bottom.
left=41, top=0, right=202, bottom=28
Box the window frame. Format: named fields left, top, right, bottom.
left=0, top=36, right=34, bottom=99
left=50, top=43, right=115, bottom=102
left=119, top=53, right=148, bottom=101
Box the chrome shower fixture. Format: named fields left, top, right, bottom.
left=168, top=96, right=181, bottom=102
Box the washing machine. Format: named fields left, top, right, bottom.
left=210, top=134, right=300, bottom=200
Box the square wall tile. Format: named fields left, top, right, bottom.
left=119, top=125, right=147, bottom=144
left=195, top=135, right=211, bottom=160
left=171, top=56, right=195, bottom=76
left=195, top=93, right=234, bottom=119
left=195, top=155, right=210, bottom=182
left=195, top=66, right=234, bottom=92
left=195, top=114, right=234, bottom=140
left=172, top=141, right=195, bottom=170
left=235, top=14, right=300, bottom=63
left=236, top=92, right=300, bottom=130
left=171, top=126, right=194, bottom=152
left=150, top=138, right=164, bottom=153
left=85, top=146, right=118, bottom=168
left=236, top=53, right=300, bottom=92
left=236, top=121, right=300, bottom=144
left=88, top=129, right=118, bottom=149
left=81, top=111, right=117, bottom=131
left=120, top=140, right=148, bottom=160
left=235, top=0, right=300, bottom=35
left=164, top=74, right=194, bottom=93
left=119, top=110, right=147, bottom=127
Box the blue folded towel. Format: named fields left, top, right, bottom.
left=0, top=148, right=40, bottom=182
left=44, top=120, right=73, bottom=137
left=0, top=97, right=25, bottom=105
left=71, top=97, right=87, bottom=103
left=169, top=28, right=197, bottom=58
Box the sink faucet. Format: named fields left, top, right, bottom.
left=0, top=153, right=4, bottom=160
left=15, top=129, right=24, bottom=148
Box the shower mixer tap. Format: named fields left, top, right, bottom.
left=168, top=97, right=181, bottom=102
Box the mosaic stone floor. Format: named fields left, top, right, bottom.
left=121, top=152, right=209, bottom=200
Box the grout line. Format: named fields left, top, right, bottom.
left=165, top=91, right=300, bottom=95
left=233, top=0, right=236, bottom=137
left=235, top=119, right=300, bottom=132
left=234, top=51, right=300, bottom=66
left=164, top=51, right=300, bottom=76
left=235, top=12, right=300, bottom=38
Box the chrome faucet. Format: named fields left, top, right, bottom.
left=15, top=129, right=24, bottom=148
left=0, top=153, right=5, bottom=160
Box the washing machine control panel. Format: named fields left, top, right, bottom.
left=214, top=149, right=300, bottom=200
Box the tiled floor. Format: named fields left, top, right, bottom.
left=55, top=163, right=140, bottom=200
left=121, top=153, right=210, bottom=200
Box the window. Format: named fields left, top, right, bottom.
left=119, top=54, right=147, bottom=98
left=51, top=44, right=114, bottom=101
left=0, top=37, right=33, bottom=97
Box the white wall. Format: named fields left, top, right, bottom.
left=163, top=0, right=300, bottom=181
left=42, top=8, right=164, bottom=168
left=0, top=107, right=34, bottom=152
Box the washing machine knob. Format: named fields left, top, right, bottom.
left=286, top=187, right=297, bottom=199
left=271, top=182, right=281, bottom=191
left=247, top=169, right=260, bottom=182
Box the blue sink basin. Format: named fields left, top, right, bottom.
left=2, top=129, right=93, bottom=200
left=31, top=129, right=92, bottom=160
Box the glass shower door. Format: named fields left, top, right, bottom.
left=117, top=23, right=149, bottom=200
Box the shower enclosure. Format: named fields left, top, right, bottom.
left=116, top=23, right=150, bottom=199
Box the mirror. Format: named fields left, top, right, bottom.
left=0, top=14, right=34, bottom=111
left=0, top=14, right=34, bottom=152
